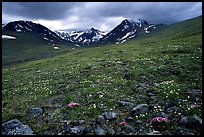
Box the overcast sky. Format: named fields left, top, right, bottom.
left=2, top=2, right=202, bottom=32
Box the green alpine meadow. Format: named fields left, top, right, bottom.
left=2, top=15, right=202, bottom=135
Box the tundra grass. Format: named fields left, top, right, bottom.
left=2, top=16, right=202, bottom=134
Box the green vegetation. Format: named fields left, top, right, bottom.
left=2, top=16, right=202, bottom=134
left=2, top=31, right=74, bottom=66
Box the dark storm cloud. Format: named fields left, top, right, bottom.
left=2, top=2, right=80, bottom=20
left=2, top=2, right=202, bottom=31
left=79, top=2, right=202, bottom=24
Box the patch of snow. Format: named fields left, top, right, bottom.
left=54, top=46, right=59, bottom=49
left=93, top=34, right=103, bottom=41
left=75, top=44, right=80, bottom=47
left=27, top=23, right=33, bottom=28
left=121, top=39, right=126, bottom=43
left=128, top=35, right=136, bottom=39
left=124, top=25, right=129, bottom=29
left=16, top=29, right=22, bottom=32
left=115, top=42, right=120, bottom=44
left=86, top=29, right=92, bottom=34
left=25, top=26, right=32, bottom=31
left=144, top=28, right=150, bottom=34
left=43, top=37, right=49, bottom=40
left=18, top=24, right=24, bottom=28
left=118, top=29, right=137, bottom=41
left=2, top=35, right=16, bottom=39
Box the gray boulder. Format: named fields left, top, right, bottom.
left=131, top=104, right=149, bottom=115
left=2, top=119, right=33, bottom=135
left=30, top=107, right=43, bottom=117
left=70, top=126, right=84, bottom=135
left=118, top=101, right=134, bottom=109
left=101, top=112, right=117, bottom=120
left=94, top=125, right=106, bottom=135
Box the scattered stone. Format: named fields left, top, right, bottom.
left=94, top=125, right=106, bottom=135
left=166, top=106, right=178, bottom=114
left=131, top=104, right=149, bottom=115
left=180, top=116, right=189, bottom=126
left=101, top=112, right=117, bottom=120
left=30, top=107, right=43, bottom=117
left=187, top=89, right=201, bottom=99
left=107, top=127, right=115, bottom=135
left=189, top=115, right=202, bottom=127
left=138, top=82, right=150, bottom=89
left=135, top=120, right=143, bottom=125
left=165, top=101, right=176, bottom=108
left=154, top=112, right=169, bottom=118
left=126, top=116, right=134, bottom=121
left=180, top=115, right=202, bottom=129
left=118, top=100, right=134, bottom=109
left=147, top=92, right=154, bottom=97
left=2, top=119, right=33, bottom=135
left=96, top=115, right=105, bottom=124
left=70, top=126, right=84, bottom=135
left=146, top=130, right=162, bottom=135
left=115, top=127, right=122, bottom=135
left=47, top=112, right=55, bottom=121
left=123, top=125, right=136, bottom=134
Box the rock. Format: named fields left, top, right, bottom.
left=147, top=92, right=154, bottom=97
left=96, top=115, right=105, bottom=124
left=189, top=115, right=202, bottom=127
left=165, top=101, right=176, bottom=108
left=166, top=106, right=178, bottom=114
left=180, top=115, right=202, bottom=128
left=187, top=89, right=200, bottom=98
left=30, top=107, right=43, bottom=117
left=101, top=112, right=117, bottom=120
left=146, top=130, right=162, bottom=135
left=135, top=120, right=143, bottom=125
left=126, top=116, right=134, bottom=121
left=48, top=112, right=55, bottom=120
left=115, top=127, right=122, bottom=135
left=180, top=116, right=189, bottom=126
left=154, top=112, right=169, bottom=118
left=123, top=125, right=136, bottom=134
left=138, top=82, right=150, bottom=89
left=118, top=101, right=134, bottom=109
left=2, top=119, right=33, bottom=135
left=70, top=126, right=84, bottom=135
left=131, top=104, right=149, bottom=115
left=94, top=125, right=106, bottom=135
left=107, top=127, right=115, bottom=135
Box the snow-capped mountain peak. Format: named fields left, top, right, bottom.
left=2, top=20, right=66, bottom=44
left=55, top=27, right=107, bottom=46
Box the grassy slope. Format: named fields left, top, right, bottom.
left=2, top=31, right=75, bottom=66
left=2, top=16, right=202, bottom=134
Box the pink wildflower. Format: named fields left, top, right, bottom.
left=149, top=117, right=169, bottom=131
left=118, top=121, right=127, bottom=126
left=186, top=91, right=192, bottom=95
left=189, top=103, right=198, bottom=108
left=67, top=102, right=80, bottom=108
left=150, top=117, right=168, bottom=124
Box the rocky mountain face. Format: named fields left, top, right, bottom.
left=2, top=19, right=163, bottom=46
left=2, top=20, right=66, bottom=44
left=55, top=28, right=107, bottom=46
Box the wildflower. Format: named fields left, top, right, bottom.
left=118, top=121, right=127, bottom=126
left=189, top=103, right=198, bottom=108
left=67, top=102, right=80, bottom=108
left=186, top=91, right=192, bottom=95
left=149, top=117, right=169, bottom=131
